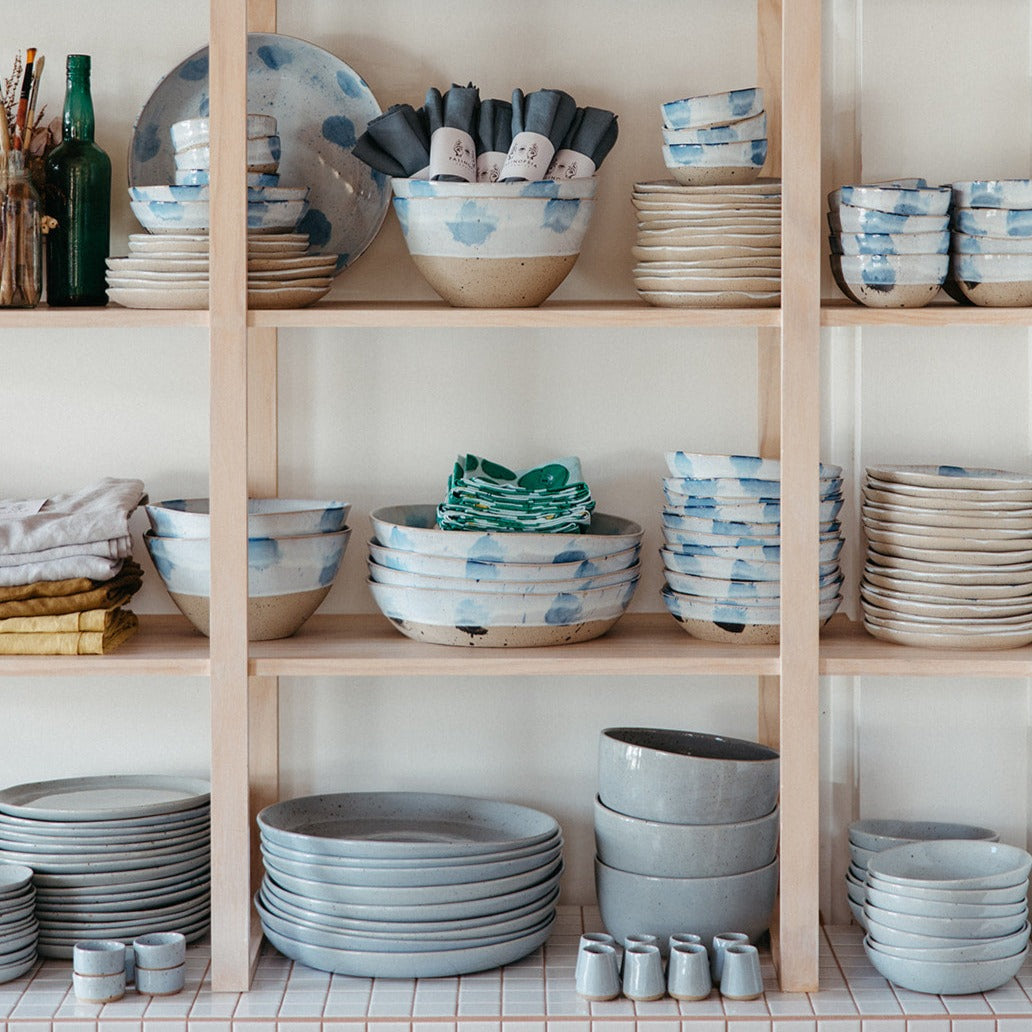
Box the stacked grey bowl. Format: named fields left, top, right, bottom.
left=0, top=863, right=37, bottom=983
left=594, top=728, right=779, bottom=946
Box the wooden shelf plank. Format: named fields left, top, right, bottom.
left=822, top=299, right=1032, bottom=327
left=0, top=614, right=210, bottom=676
left=248, top=300, right=783, bottom=330
left=247, top=612, right=780, bottom=677
left=0, top=305, right=209, bottom=328
left=819, top=614, right=1032, bottom=675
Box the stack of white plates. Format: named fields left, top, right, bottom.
left=255, top=792, right=562, bottom=977
left=0, top=863, right=37, bottom=983
left=861, top=464, right=1032, bottom=648
left=0, top=775, right=210, bottom=958
left=108, top=233, right=336, bottom=310
left=659, top=451, right=844, bottom=642
left=632, top=179, right=781, bottom=308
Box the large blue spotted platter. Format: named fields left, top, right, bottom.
left=129, top=32, right=389, bottom=274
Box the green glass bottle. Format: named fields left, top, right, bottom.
left=44, top=54, right=111, bottom=306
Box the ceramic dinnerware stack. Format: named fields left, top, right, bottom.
left=828, top=181, right=951, bottom=308
left=659, top=452, right=844, bottom=643
left=660, top=88, right=768, bottom=186
left=367, top=504, right=642, bottom=647
left=0, top=775, right=210, bottom=958
left=844, top=819, right=999, bottom=929
left=255, top=792, right=562, bottom=977
left=144, top=497, right=351, bottom=641
left=862, top=839, right=1032, bottom=994
left=861, top=465, right=1032, bottom=648
left=949, top=179, right=1032, bottom=306
left=594, top=728, right=779, bottom=946
left=632, top=179, right=781, bottom=308
left=0, top=863, right=38, bottom=983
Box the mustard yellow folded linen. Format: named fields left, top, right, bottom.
left=0, top=561, right=142, bottom=619
left=0, top=574, right=96, bottom=602
left=0, top=609, right=138, bottom=655
left=0, top=606, right=126, bottom=634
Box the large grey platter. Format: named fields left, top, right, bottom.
left=0, top=808, right=209, bottom=842
left=0, top=826, right=209, bottom=855
left=32, top=856, right=209, bottom=889
left=257, top=792, right=560, bottom=859
left=0, top=841, right=209, bottom=875
left=0, top=776, right=210, bottom=822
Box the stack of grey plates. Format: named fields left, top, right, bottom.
left=0, top=775, right=210, bottom=958
left=0, top=863, right=37, bottom=983
left=256, top=791, right=562, bottom=977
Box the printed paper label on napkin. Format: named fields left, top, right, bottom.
left=477, top=151, right=508, bottom=183
left=0, top=499, right=47, bottom=518
left=547, top=149, right=596, bottom=180
left=429, top=127, right=477, bottom=182
left=499, top=131, right=555, bottom=181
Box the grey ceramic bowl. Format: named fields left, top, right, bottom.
left=863, top=937, right=1028, bottom=994
left=866, top=922, right=1030, bottom=964
left=595, top=855, right=777, bottom=947
left=849, top=819, right=998, bottom=853
left=867, top=840, right=1032, bottom=890
left=598, top=727, right=779, bottom=824
left=593, top=796, right=778, bottom=878
left=865, top=872, right=1027, bottom=905
left=864, top=884, right=1028, bottom=920
left=864, top=900, right=1028, bottom=940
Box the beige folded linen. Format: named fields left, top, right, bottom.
left=0, top=609, right=138, bottom=655
left=0, top=606, right=127, bottom=634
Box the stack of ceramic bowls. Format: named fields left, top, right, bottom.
left=660, top=88, right=768, bottom=186
left=861, top=465, right=1032, bottom=648
left=828, top=181, right=951, bottom=307
left=632, top=179, right=781, bottom=308
left=367, top=504, right=642, bottom=647
left=844, top=819, right=999, bottom=928
left=144, top=497, right=351, bottom=641
left=949, top=179, right=1032, bottom=305
left=255, top=792, right=562, bottom=977
left=0, top=775, right=210, bottom=958
left=862, top=839, right=1031, bottom=994
left=659, top=451, right=844, bottom=643
left=594, top=728, right=779, bottom=946
left=0, top=863, right=37, bottom=983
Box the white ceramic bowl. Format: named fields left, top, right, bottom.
left=867, top=840, right=1032, bottom=890
left=866, top=923, right=1030, bottom=964
left=849, top=819, right=998, bottom=853
left=597, top=727, right=779, bottom=825
left=831, top=253, right=947, bottom=308
left=832, top=230, right=950, bottom=255
left=952, top=179, right=1032, bottom=209
left=830, top=206, right=950, bottom=235
left=828, top=184, right=951, bottom=216
left=593, top=796, right=778, bottom=878
left=173, top=134, right=281, bottom=172
left=951, top=230, right=1032, bottom=255
left=130, top=198, right=307, bottom=234
left=863, top=937, right=1028, bottom=994
left=661, top=88, right=764, bottom=130
left=661, top=112, right=767, bottom=145
left=665, top=451, right=842, bottom=480
left=662, top=586, right=842, bottom=627
left=864, top=921, right=1026, bottom=949
left=146, top=498, right=350, bottom=538
left=170, top=113, right=278, bottom=150
left=864, top=900, right=1028, bottom=940
left=663, top=141, right=768, bottom=187
left=954, top=207, right=1032, bottom=238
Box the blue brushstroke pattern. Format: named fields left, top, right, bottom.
left=318, top=548, right=344, bottom=586
left=729, top=88, right=758, bottom=117
left=257, top=43, right=293, bottom=70
left=297, top=208, right=332, bottom=248
left=749, top=139, right=768, bottom=166
left=446, top=201, right=497, bottom=245
left=553, top=549, right=588, bottom=564
left=322, top=115, right=357, bottom=150
left=393, top=198, right=410, bottom=234
left=336, top=69, right=363, bottom=98
left=465, top=560, right=499, bottom=580
left=545, top=594, right=583, bottom=625
left=455, top=598, right=490, bottom=627
left=247, top=538, right=281, bottom=570
left=468, top=536, right=504, bottom=562
left=180, top=55, right=209, bottom=81
left=521, top=181, right=561, bottom=198
left=542, top=198, right=579, bottom=233
left=133, top=123, right=162, bottom=164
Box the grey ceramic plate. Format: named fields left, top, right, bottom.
left=36, top=889, right=209, bottom=923
left=0, top=841, right=209, bottom=875
left=37, top=897, right=209, bottom=933
left=37, top=916, right=209, bottom=958
left=0, top=826, right=209, bottom=855
left=32, top=855, right=209, bottom=889
left=261, top=911, right=553, bottom=977
left=0, top=954, right=36, bottom=985
left=257, top=792, right=560, bottom=859
left=0, top=865, right=32, bottom=894
left=0, top=776, right=210, bottom=822
left=0, top=808, right=209, bottom=842
left=34, top=881, right=208, bottom=914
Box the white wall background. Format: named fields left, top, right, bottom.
left=2, top=0, right=1030, bottom=918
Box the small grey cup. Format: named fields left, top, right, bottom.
left=578, top=932, right=622, bottom=973
left=719, top=943, right=763, bottom=1000
left=622, top=942, right=666, bottom=1002
left=575, top=942, right=621, bottom=1001
left=667, top=941, right=712, bottom=1000
left=711, top=931, right=750, bottom=981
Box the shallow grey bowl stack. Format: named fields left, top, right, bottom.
left=0, top=863, right=38, bottom=983
left=255, top=791, right=562, bottom=977
left=594, top=727, right=779, bottom=946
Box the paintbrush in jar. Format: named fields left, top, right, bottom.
left=22, top=54, right=43, bottom=152
left=12, top=47, right=36, bottom=150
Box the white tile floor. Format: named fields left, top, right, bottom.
left=2, top=909, right=1031, bottom=1031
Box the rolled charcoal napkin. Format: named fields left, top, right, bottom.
left=500, top=88, right=577, bottom=182
left=547, top=106, right=619, bottom=179
left=352, top=103, right=431, bottom=179
left=476, top=98, right=513, bottom=183
left=428, top=83, right=480, bottom=182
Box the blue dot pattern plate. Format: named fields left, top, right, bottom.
left=129, top=32, right=389, bottom=274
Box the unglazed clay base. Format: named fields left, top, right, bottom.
left=669, top=615, right=781, bottom=644
left=385, top=616, right=620, bottom=647
left=170, top=586, right=331, bottom=640
left=411, top=254, right=577, bottom=307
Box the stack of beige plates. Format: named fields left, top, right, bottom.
left=107, top=233, right=336, bottom=309
left=632, top=179, right=781, bottom=307
left=861, top=464, right=1032, bottom=648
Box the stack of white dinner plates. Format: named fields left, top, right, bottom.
left=256, top=792, right=562, bottom=977
left=0, top=863, right=37, bottom=983
left=0, top=775, right=210, bottom=957
left=861, top=465, right=1032, bottom=648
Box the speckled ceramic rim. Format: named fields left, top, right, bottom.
left=133, top=932, right=186, bottom=969
left=72, top=940, right=126, bottom=976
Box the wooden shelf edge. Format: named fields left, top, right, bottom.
left=822, top=299, right=1032, bottom=327
left=247, top=612, right=781, bottom=677
left=0, top=305, right=210, bottom=328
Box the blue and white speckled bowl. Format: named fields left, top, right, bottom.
left=662, top=497, right=844, bottom=525
left=661, top=112, right=767, bottom=145
left=663, top=475, right=843, bottom=501
left=828, top=185, right=951, bottom=217
left=130, top=184, right=309, bottom=204
left=130, top=198, right=308, bottom=234
left=950, top=253, right=1032, bottom=306
left=954, top=207, right=1032, bottom=238
left=952, top=180, right=1032, bottom=210
left=831, top=253, right=948, bottom=308
left=661, top=548, right=843, bottom=577
left=665, top=452, right=842, bottom=480
left=952, top=231, right=1032, bottom=255
left=170, top=114, right=278, bottom=151
left=830, top=206, right=950, bottom=235
left=661, top=88, right=764, bottom=130
left=145, top=498, right=350, bottom=538
left=832, top=231, right=951, bottom=256
left=662, top=140, right=768, bottom=187
left=172, top=135, right=281, bottom=173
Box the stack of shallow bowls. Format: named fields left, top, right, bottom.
left=144, top=497, right=351, bottom=641
left=660, top=88, right=768, bottom=186
left=367, top=504, right=642, bottom=647
left=844, top=819, right=999, bottom=929
left=632, top=179, right=781, bottom=308
left=659, top=452, right=844, bottom=643
left=828, top=181, right=951, bottom=307
left=255, top=792, right=562, bottom=977
left=949, top=179, right=1032, bottom=306
left=0, top=775, right=210, bottom=958
left=862, top=839, right=1032, bottom=994
left=0, top=863, right=37, bottom=983
left=861, top=465, right=1032, bottom=648
left=594, top=727, right=779, bottom=946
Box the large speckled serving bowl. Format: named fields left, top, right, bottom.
left=144, top=528, right=349, bottom=640
left=598, top=727, right=779, bottom=825
left=145, top=498, right=350, bottom=538
left=863, top=936, right=1028, bottom=994
left=390, top=178, right=597, bottom=307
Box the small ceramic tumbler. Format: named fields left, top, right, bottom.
left=133, top=932, right=186, bottom=970
left=622, top=942, right=666, bottom=1002
left=667, top=941, right=711, bottom=1000
left=711, top=932, right=750, bottom=981
left=669, top=932, right=703, bottom=953
left=719, top=943, right=763, bottom=1000
left=72, top=970, right=126, bottom=1004
left=73, top=940, right=126, bottom=976
left=578, top=932, right=623, bottom=974
left=575, top=942, right=621, bottom=1001
left=136, top=962, right=186, bottom=996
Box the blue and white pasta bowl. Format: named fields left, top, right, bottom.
left=830, top=206, right=950, bottom=236
left=661, top=111, right=767, bottom=145
left=831, top=230, right=950, bottom=256
left=830, top=253, right=948, bottom=308
left=828, top=184, right=951, bottom=217
left=662, top=140, right=768, bottom=187
left=953, top=207, right=1032, bottom=238
left=661, top=87, right=764, bottom=130
left=130, top=197, right=308, bottom=234
left=950, top=253, right=1032, bottom=306
left=952, top=179, right=1032, bottom=210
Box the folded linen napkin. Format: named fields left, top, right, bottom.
left=547, top=106, right=619, bottom=179
left=352, top=103, right=431, bottom=179
left=500, top=88, right=577, bottom=182
left=476, top=98, right=513, bottom=183
left=0, top=605, right=130, bottom=634
left=0, top=554, right=126, bottom=588
left=0, top=560, right=142, bottom=616
left=0, top=608, right=138, bottom=655
left=0, top=535, right=133, bottom=568
left=0, top=573, right=96, bottom=602
left=427, top=83, right=480, bottom=182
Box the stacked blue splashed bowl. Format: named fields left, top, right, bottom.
left=659, top=451, right=844, bottom=643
